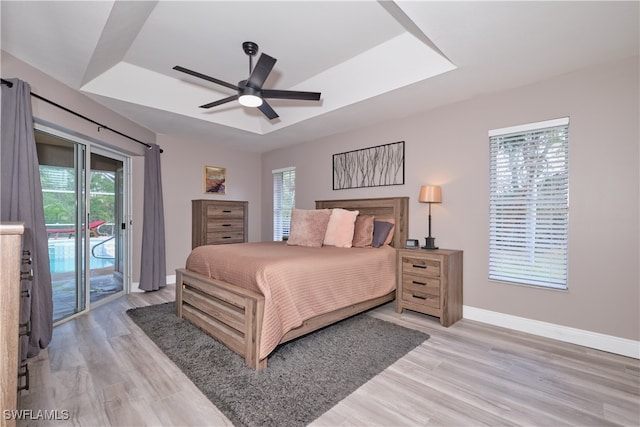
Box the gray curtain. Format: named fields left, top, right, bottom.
left=139, top=143, right=166, bottom=291
left=1, top=78, right=53, bottom=359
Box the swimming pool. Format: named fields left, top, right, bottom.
left=48, top=237, right=115, bottom=274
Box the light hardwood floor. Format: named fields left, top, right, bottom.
left=17, top=284, right=640, bottom=426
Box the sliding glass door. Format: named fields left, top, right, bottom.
left=36, top=128, right=130, bottom=322
left=88, top=150, right=125, bottom=305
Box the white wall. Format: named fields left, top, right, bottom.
left=261, top=57, right=640, bottom=342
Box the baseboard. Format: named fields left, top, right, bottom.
left=131, top=274, right=177, bottom=293
left=463, top=305, right=639, bottom=359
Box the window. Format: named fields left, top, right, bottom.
left=489, top=117, right=569, bottom=290
left=273, top=167, right=295, bottom=241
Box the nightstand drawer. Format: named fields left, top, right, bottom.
left=402, top=273, right=440, bottom=296
left=401, top=256, right=441, bottom=277
left=402, top=288, right=440, bottom=309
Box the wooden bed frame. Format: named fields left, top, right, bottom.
left=175, top=197, right=409, bottom=369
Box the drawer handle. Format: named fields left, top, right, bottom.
left=21, top=269, right=33, bottom=281
left=21, top=253, right=32, bottom=265
left=412, top=294, right=428, bottom=300
left=221, top=224, right=232, bottom=227
left=222, top=210, right=232, bottom=213
left=222, top=236, right=231, bottom=239
left=412, top=264, right=426, bottom=269
left=19, top=321, right=31, bottom=337
left=17, top=363, right=29, bottom=392
left=412, top=280, right=426, bottom=286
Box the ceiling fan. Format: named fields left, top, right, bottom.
left=173, top=41, right=321, bottom=120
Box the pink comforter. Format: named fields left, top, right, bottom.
left=185, top=241, right=396, bottom=359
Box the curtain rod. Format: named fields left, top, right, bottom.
left=1, top=78, right=162, bottom=153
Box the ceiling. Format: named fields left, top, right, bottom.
left=2, top=1, right=638, bottom=153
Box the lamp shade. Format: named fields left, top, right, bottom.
left=418, top=185, right=442, bottom=203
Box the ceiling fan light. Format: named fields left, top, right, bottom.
left=238, top=94, right=263, bottom=107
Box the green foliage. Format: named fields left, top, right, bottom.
left=41, top=166, right=116, bottom=226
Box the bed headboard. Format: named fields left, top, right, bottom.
left=315, top=197, right=409, bottom=248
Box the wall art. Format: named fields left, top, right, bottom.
left=333, top=141, right=405, bottom=190
left=204, top=166, right=226, bottom=194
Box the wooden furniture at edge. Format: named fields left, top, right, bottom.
left=396, top=248, right=463, bottom=327
left=1, top=223, right=24, bottom=427
left=176, top=196, right=408, bottom=370
left=192, top=199, right=248, bottom=249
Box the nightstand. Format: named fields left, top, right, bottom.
left=396, top=248, right=463, bottom=327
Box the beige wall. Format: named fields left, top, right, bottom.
left=5, top=48, right=638, bottom=341
left=158, top=134, right=262, bottom=274
left=261, top=57, right=640, bottom=341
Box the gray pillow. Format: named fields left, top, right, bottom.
left=372, top=220, right=394, bottom=248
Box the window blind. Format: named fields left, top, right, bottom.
left=489, top=118, right=569, bottom=289
left=273, top=167, right=295, bottom=241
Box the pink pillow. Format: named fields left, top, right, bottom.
left=323, top=209, right=359, bottom=248
left=352, top=215, right=374, bottom=247
left=287, top=209, right=331, bottom=248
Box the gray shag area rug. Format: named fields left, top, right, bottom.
left=127, top=302, right=429, bottom=427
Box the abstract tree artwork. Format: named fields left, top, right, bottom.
left=333, top=141, right=405, bottom=190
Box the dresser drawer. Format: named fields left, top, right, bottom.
left=206, top=231, right=245, bottom=244
left=206, top=205, right=245, bottom=218
left=401, top=255, right=441, bottom=277
left=206, top=219, right=245, bottom=232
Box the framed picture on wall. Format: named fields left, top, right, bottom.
left=333, top=141, right=405, bottom=190
left=204, top=166, right=226, bottom=194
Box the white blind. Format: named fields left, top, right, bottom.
left=489, top=118, right=569, bottom=289
left=273, top=167, right=295, bottom=241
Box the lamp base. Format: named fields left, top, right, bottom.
left=422, top=237, right=438, bottom=250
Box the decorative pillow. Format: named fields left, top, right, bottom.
left=352, top=215, right=374, bottom=248
left=372, top=220, right=394, bottom=248
left=382, top=218, right=396, bottom=246
left=287, top=209, right=331, bottom=248
left=323, top=208, right=359, bottom=248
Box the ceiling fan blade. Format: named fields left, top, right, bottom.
left=258, top=100, right=279, bottom=120
left=199, top=95, right=239, bottom=109
left=246, top=54, right=276, bottom=90
left=261, top=89, right=321, bottom=101
left=173, top=65, right=238, bottom=91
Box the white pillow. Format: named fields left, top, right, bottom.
left=323, top=209, right=359, bottom=248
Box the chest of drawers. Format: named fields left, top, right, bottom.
left=1, top=223, right=24, bottom=427
left=192, top=200, right=248, bottom=248
left=396, top=248, right=463, bottom=327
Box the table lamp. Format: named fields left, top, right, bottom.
left=418, top=185, right=442, bottom=249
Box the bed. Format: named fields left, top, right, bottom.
left=175, top=197, right=409, bottom=369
